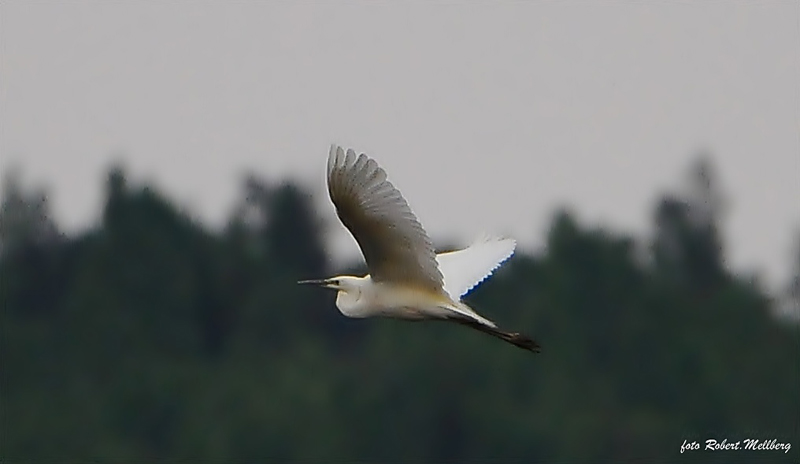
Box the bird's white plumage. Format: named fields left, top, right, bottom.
left=305, top=145, right=538, bottom=352
left=327, top=145, right=444, bottom=293
left=436, top=237, right=517, bottom=300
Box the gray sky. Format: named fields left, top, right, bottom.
left=1, top=1, right=798, bottom=292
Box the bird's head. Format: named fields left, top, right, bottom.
left=297, top=275, right=363, bottom=293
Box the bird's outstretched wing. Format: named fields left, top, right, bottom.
left=327, top=145, right=444, bottom=293
left=436, top=236, right=516, bottom=300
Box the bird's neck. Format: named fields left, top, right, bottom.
left=335, top=287, right=370, bottom=318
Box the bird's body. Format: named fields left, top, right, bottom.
left=330, top=274, right=491, bottom=324
left=299, top=145, right=540, bottom=353
left=332, top=275, right=452, bottom=320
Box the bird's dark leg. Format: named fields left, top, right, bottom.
left=449, top=317, right=541, bottom=353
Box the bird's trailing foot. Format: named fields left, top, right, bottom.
left=451, top=317, right=541, bottom=353
left=497, top=330, right=541, bottom=353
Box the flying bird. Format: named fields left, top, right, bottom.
left=299, top=145, right=540, bottom=353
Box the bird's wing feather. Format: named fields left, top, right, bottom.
left=327, top=145, right=444, bottom=292
left=436, top=236, right=516, bottom=300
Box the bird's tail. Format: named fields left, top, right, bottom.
left=451, top=317, right=541, bottom=353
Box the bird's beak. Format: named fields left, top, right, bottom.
left=297, top=278, right=332, bottom=287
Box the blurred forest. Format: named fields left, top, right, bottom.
left=1, top=157, right=798, bottom=463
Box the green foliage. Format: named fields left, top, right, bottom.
left=1, top=160, right=797, bottom=463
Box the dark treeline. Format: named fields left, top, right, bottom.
left=1, top=159, right=797, bottom=463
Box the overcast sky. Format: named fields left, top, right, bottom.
left=1, top=1, right=798, bottom=291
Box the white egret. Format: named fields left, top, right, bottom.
left=299, top=145, right=540, bottom=353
